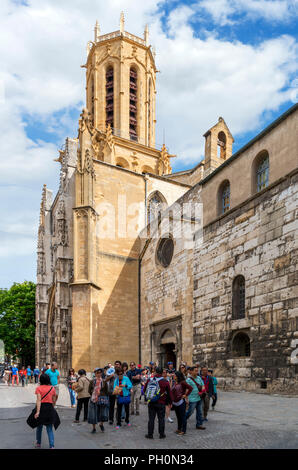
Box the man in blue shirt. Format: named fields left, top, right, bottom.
left=11, top=365, right=19, bottom=386
left=45, top=362, right=60, bottom=404
left=26, top=365, right=32, bottom=384
left=33, top=366, right=40, bottom=384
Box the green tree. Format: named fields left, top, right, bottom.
left=0, top=281, right=36, bottom=365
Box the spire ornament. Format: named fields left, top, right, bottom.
left=120, top=11, right=125, bottom=33
left=94, top=20, right=100, bottom=42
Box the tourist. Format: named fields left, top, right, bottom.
left=107, top=362, right=121, bottom=425
left=179, top=363, right=187, bottom=377
left=45, top=362, right=60, bottom=405
left=148, top=362, right=156, bottom=377
left=171, top=371, right=193, bottom=435
left=11, top=364, right=19, bottom=386
left=140, top=368, right=149, bottom=403
left=19, top=366, right=26, bottom=387
left=167, top=361, right=176, bottom=376
left=113, top=369, right=132, bottom=429
left=88, top=368, right=110, bottom=433
left=3, top=365, right=11, bottom=386
left=26, top=365, right=33, bottom=384
left=41, top=363, right=50, bottom=374
left=74, top=369, right=90, bottom=423
left=162, top=368, right=174, bottom=423
left=122, top=362, right=129, bottom=375
left=33, top=366, right=40, bottom=384
left=34, top=373, right=59, bottom=449
left=186, top=366, right=205, bottom=430
left=67, top=368, right=78, bottom=408
left=209, top=369, right=218, bottom=410
left=200, top=366, right=215, bottom=422
left=144, top=366, right=173, bottom=439
left=127, top=362, right=142, bottom=416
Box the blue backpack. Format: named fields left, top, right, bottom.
left=145, top=377, right=163, bottom=403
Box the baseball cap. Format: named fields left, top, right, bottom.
left=149, top=361, right=154, bottom=365
left=167, top=362, right=173, bottom=365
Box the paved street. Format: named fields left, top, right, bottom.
left=0, top=380, right=297, bottom=449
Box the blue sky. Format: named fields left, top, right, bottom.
left=0, top=0, right=297, bottom=287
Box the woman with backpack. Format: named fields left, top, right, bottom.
left=88, top=368, right=110, bottom=433
left=113, top=369, right=132, bottom=429
left=171, top=371, right=193, bottom=435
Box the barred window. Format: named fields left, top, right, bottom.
left=232, top=275, right=245, bottom=319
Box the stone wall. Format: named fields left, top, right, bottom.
left=193, top=169, right=298, bottom=394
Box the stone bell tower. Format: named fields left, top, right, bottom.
left=203, top=117, right=234, bottom=177
left=84, top=12, right=157, bottom=148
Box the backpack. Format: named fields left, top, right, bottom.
left=145, top=377, right=163, bottom=403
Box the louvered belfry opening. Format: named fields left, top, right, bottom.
left=129, top=67, right=138, bottom=141
left=106, top=66, right=114, bottom=129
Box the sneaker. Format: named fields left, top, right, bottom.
left=50, top=447, right=55, bottom=449
left=196, top=425, right=206, bottom=430
left=34, top=443, right=41, bottom=448
left=204, top=418, right=208, bottom=422
left=174, top=430, right=180, bottom=434
left=159, top=434, right=166, bottom=439
left=178, top=431, right=185, bottom=435
left=145, top=434, right=153, bottom=439
left=99, top=424, right=104, bottom=432
left=168, top=417, right=174, bottom=423
left=116, top=426, right=120, bottom=430
left=73, top=420, right=79, bottom=423
left=91, top=429, right=96, bottom=434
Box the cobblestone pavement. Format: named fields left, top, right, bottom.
left=0, top=381, right=297, bottom=449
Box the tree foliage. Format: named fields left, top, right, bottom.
left=0, top=281, right=36, bottom=364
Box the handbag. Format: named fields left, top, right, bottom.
left=113, top=385, right=122, bottom=395
left=117, top=395, right=131, bottom=405
left=26, top=387, right=53, bottom=429
left=97, top=396, right=109, bottom=406
left=189, top=377, right=204, bottom=398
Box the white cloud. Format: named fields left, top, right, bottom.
left=0, top=0, right=297, bottom=285
left=199, top=0, right=297, bottom=26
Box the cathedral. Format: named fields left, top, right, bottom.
left=36, top=15, right=298, bottom=394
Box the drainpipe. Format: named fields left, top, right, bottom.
left=138, top=174, right=149, bottom=364
left=138, top=258, right=141, bottom=364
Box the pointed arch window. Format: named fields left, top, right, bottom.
left=106, top=66, right=114, bottom=129
left=232, top=275, right=246, bottom=320
left=147, top=192, right=166, bottom=224
left=257, top=154, right=269, bottom=192
left=222, top=182, right=230, bottom=214
left=129, top=67, right=138, bottom=141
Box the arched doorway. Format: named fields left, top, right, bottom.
left=159, top=329, right=177, bottom=368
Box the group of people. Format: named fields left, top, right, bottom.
left=19, top=359, right=217, bottom=448
left=66, top=360, right=218, bottom=439
left=3, top=364, right=41, bottom=386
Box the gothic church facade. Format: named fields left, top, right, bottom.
left=36, top=17, right=298, bottom=393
